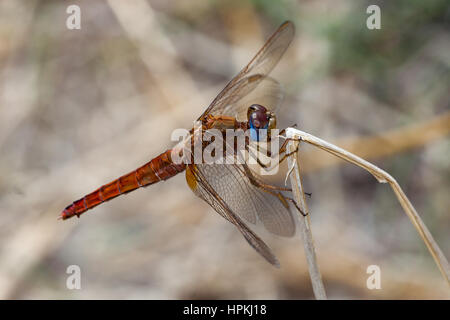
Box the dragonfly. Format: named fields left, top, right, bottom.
left=61, top=21, right=303, bottom=267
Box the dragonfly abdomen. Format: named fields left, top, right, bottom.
left=60, top=149, right=186, bottom=220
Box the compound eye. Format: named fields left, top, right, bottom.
left=247, top=104, right=268, bottom=124
left=249, top=108, right=269, bottom=129
left=249, top=104, right=267, bottom=112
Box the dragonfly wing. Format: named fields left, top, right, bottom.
left=186, top=138, right=296, bottom=230
left=208, top=75, right=284, bottom=121
left=226, top=76, right=284, bottom=121
left=186, top=164, right=280, bottom=266
left=195, top=162, right=295, bottom=236
left=199, top=21, right=294, bottom=120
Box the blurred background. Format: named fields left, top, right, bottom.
left=0, top=0, right=449, bottom=299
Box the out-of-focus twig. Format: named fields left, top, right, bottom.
left=0, top=205, right=75, bottom=298
left=220, top=2, right=263, bottom=69
left=286, top=138, right=327, bottom=299
left=285, top=127, right=450, bottom=286
left=0, top=1, right=38, bottom=148
left=107, top=0, right=202, bottom=113
left=301, top=111, right=450, bottom=172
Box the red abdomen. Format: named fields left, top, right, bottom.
left=60, top=149, right=185, bottom=220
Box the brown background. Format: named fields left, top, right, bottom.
left=0, top=0, right=448, bottom=299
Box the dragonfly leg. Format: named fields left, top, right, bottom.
left=248, top=136, right=300, bottom=172
left=285, top=196, right=308, bottom=216
left=277, top=123, right=297, bottom=138
left=278, top=136, right=302, bottom=155
left=244, top=136, right=312, bottom=200
left=242, top=165, right=309, bottom=217
left=277, top=138, right=312, bottom=198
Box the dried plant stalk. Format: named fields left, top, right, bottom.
left=286, top=138, right=327, bottom=300
left=301, top=110, right=450, bottom=173
left=285, top=127, right=450, bottom=286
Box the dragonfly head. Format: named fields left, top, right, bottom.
left=247, top=104, right=277, bottom=141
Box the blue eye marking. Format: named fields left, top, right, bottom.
left=249, top=119, right=269, bottom=141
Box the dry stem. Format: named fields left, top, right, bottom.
left=285, top=127, right=450, bottom=286
left=286, top=138, right=327, bottom=299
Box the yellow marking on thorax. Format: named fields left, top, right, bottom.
left=185, top=166, right=198, bottom=191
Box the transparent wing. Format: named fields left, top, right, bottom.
left=199, top=21, right=294, bottom=120
left=210, top=76, right=285, bottom=121
left=187, top=164, right=280, bottom=266
left=193, top=163, right=296, bottom=237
